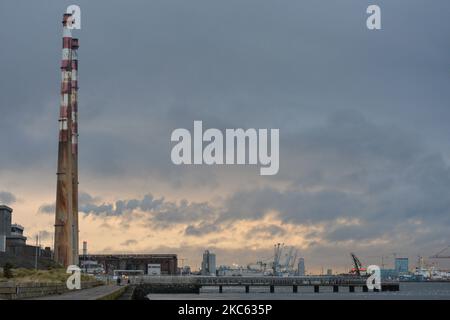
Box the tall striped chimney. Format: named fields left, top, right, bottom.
left=54, top=13, right=74, bottom=267
left=71, top=38, right=79, bottom=265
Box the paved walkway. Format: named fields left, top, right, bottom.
left=31, top=285, right=125, bottom=300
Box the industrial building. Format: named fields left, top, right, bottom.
left=1, top=206, right=33, bottom=250
left=0, top=205, right=12, bottom=252
left=0, top=205, right=54, bottom=268
left=201, top=250, right=216, bottom=276
left=79, top=254, right=178, bottom=275
left=7, top=224, right=27, bottom=247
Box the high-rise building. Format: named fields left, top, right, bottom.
left=327, top=268, right=333, bottom=276
left=201, top=250, right=216, bottom=276
left=395, top=258, right=409, bottom=273
left=297, top=257, right=305, bottom=276
left=82, top=241, right=87, bottom=256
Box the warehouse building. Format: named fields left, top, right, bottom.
left=79, top=254, right=178, bottom=275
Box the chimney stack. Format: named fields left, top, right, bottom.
left=71, top=37, right=79, bottom=265
left=54, top=12, right=79, bottom=267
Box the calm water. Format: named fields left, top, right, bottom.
left=147, top=282, right=450, bottom=300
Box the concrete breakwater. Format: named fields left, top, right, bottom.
left=0, top=280, right=103, bottom=300
left=130, top=276, right=399, bottom=294
left=124, top=275, right=400, bottom=300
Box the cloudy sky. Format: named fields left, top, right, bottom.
left=1, top=0, right=450, bottom=272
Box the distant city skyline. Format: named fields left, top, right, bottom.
left=1, top=0, right=450, bottom=273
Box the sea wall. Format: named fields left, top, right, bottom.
left=0, top=280, right=103, bottom=300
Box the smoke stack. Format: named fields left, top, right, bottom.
left=71, top=37, right=79, bottom=265
left=54, top=12, right=76, bottom=267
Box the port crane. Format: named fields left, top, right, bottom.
left=283, top=247, right=295, bottom=271
left=290, top=249, right=298, bottom=271
left=278, top=246, right=298, bottom=273
left=246, top=244, right=299, bottom=276
left=429, top=245, right=450, bottom=259
left=350, top=252, right=367, bottom=276
left=272, top=243, right=284, bottom=274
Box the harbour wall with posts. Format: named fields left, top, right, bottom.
left=126, top=275, right=400, bottom=298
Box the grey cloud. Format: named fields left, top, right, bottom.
left=218, top=112, right=450, bottom=243
left=36, top=111, right=450, bottom=253
left=38, top=192, right=165, bottom=216
left=38, top=203, right=55, bottom=215
left=325, top=224, right=383, bottom=242
left=0, top=191, right=16, bottom=205
left=246, top=225, right=287, bottom=238
left=78, top=193, right=163, bottom=216
left=80, top=202, right=114, bottom=216
left=222, top=187, right=364, bottom=224
left=281, top=109, right=423, bottom=187
left=1, top=0, right=449, bottom=188
left=151, top=200, right=217, bottom=228
left=73, top=193, right=219, bottom=230
left=185, top=222, right=221, bottom=237
left=38, top=191, right=109, bottom=215
left=79, top=192, right=100, bottom=206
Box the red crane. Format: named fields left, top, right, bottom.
left=350, top=252, right=367, bottom=276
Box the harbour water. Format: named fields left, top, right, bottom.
left=147, top=282, right=450, bottom=300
